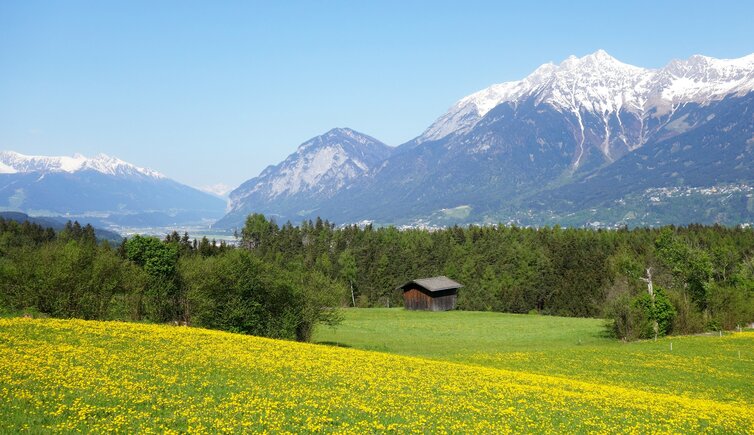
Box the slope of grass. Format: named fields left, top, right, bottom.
left=314, top=308, right=754, bottom=404
left=314, top=308, right=609, bottom=356
left=1, top=316, right=753, bottom=432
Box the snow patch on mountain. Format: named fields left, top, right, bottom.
left=0, top=151, right=165, bottom=179
left=658, top=54, right=754, bottom=104
left=419, top=50, right=754, bottom=144
left=418, top=63, right=556, bottom=143
left=0, top=160, right=17, bottom=174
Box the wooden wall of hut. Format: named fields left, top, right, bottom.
left=402, top=285, right=457, bottom=311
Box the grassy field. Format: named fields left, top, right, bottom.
left=314, top=308, right=611, bottom=357
left=315, top=309, right=754, bottom=405
left=0, top=314, right=752, bottom=432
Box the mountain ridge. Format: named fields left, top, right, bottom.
left=0, top=151, right=227, bottom=228
left=218, top=128, right=392, bottom=227
left=218, top=50, right=754, bottom=228
left=0, top=151, right=165, bottom=179
left=417, top=50, right=754, bottom=149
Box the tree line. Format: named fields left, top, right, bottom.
left=2, top=214, right=753, bottom=341
left=0, top=217, right=342, bottom=341
left=241, top=214, right=754, bottom=340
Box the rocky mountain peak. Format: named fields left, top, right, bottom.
left=418, top=51, right=754, bottom=145
left=225, top=128, right=392, bottom=221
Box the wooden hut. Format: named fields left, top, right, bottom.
left=399, top=276, right=462, bottom=311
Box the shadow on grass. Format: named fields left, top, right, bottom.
left=315, top=341, right=353, bottom=348
left=597, top=320, right=617, bottom=339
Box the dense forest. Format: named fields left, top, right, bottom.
left=1, top=214, right=753, bottom=341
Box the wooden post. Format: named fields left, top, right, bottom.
left=640, top=267, right=658, bottom=340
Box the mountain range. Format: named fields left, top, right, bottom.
left=218, top=50, right=754, bottom=228
left=4, top=50, right=754, bottom=230
left=0, top=152, right=227, bottom=228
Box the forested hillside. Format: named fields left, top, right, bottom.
left=2, top=214, right=753, bottom=340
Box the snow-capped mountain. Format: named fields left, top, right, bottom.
left=0, top=151, right=165, bottom=178
left=417, top=50, right=754, bottom=163
left=217, top=128, right=392, bottom=227
left=219, top=50, right=754, bottom=228
left=421, top=50, right=754, bottom=138
left=0, top=151, right=226, bottom=227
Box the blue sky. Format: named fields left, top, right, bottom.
left=2, top=1, right=753, bottom=191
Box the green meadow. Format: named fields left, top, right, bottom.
left=314, top=308, right=754, bottom=404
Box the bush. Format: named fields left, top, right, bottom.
left=706, top=283, right=754, bottom=330
left=605, top=293, right=649, bottom=341
left=605, top=287, right=676, bottom=340
left=179, top=250, right=343, bottom=341
left=633, top=287, right=676, bottom=338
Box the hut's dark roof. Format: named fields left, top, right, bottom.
left=398, top=276, right=463, bottom=292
